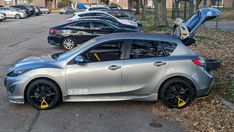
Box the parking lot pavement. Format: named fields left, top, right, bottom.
left=0, top=14, right=183, bottom=132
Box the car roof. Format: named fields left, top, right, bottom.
left=76, top=10, right=109, bottom=15
left=95, top=32, right=181, bottom=44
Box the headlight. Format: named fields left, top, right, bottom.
left=7, top=69, right=32, bottom=77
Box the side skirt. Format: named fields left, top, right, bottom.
left=62, top=93, right=158, bottom=102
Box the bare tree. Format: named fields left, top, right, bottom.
left=135, top=0, right=140, bottom=14
left=128, top=0, right=132, bottom=9
left=141, top=0, right=147, bottom=20
left=152, top=0, right=167, bottom=27
left=232, top=0, right=234, bottom=9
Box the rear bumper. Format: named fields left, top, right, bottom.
left=48, top=35, right=63, bottom=46
left=194, top=70, right=214, bottom=97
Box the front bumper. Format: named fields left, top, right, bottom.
left=4, top=75, right=28, bottom=104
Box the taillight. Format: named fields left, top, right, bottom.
left=192, top=59, right=205, bottom=67
left=50, top=29, right=58, bottom=34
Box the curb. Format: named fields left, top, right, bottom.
left=217, top=95, right=234, bottom=110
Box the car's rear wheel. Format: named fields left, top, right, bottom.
left=15, top=14, right=21, bottom=19
left=159, top=78, right=195, bottom=109
left=61, top=37, right=77, bottom=50
left=26, top=79, right=61, bottom=110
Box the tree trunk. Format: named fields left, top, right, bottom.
left=141, top=0, right=147, bottom=20
left=232, top=0, right=234, bottom=9
left=152, top=0, right=167, bottom=27
left=136, top=0, right=140, bottom=14
left=188, top=0, right=195, bottom=16
left=128, top=0, right=132, bottom=9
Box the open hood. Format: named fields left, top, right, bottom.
left=172, top=7, right=221, bottom=46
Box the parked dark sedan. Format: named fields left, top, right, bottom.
left=48, top=18, right=143, bottom=50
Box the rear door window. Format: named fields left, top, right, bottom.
left=71, top=22, right=91, bottom=29
left=91, top=22, right=111, bottom=30
left=129, top=40, right=176, bottom=59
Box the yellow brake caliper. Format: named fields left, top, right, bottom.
left=40, top=98, right=49, bottom=109
left=177, top=97, right=186, bottom=107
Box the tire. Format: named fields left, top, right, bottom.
left=26, top=79, right=61, bottom=110
left=45, top=11, right=49, bottom=14
left=61, top=37, right=77, bottom=50
left=159, top=78, right=196, bottom=109
left=15, top=14, right=21, bottom=19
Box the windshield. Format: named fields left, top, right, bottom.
left=54, top=39, right=96, bottom=60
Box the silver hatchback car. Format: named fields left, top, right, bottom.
left=4, top=33, right=217, bottom=110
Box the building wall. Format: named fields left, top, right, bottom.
left=77, top=0, right=98, bottom=4
left=32, top=0, right=46, bottom=7
left=109, top=0, right=128, bottom=9
left=0, top=0, right=62, bottom=8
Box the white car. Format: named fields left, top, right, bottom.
left=0, top=7, right=27, bottom=19
left=67, top=11, right=138, bottom=27
left=0, top=13, right=6, bottom=21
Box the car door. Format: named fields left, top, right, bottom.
left=66, top=40, right=126, bottom=95
left=67, top=21, right=94, bottom=44
left=91, top=21, right=115, bottom=37
left=122, top=40, right=171, bottom=96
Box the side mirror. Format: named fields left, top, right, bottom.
left=74, top=55, right=86, bottom=64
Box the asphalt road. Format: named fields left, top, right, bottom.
left=0, top=14, right=182, bottom=132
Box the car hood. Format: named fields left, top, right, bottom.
left=8, top=54, right=58, bottom=72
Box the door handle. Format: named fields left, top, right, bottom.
left=108, top=65, right=121, bottom=70
left=154, top=61, right=166, bottom=66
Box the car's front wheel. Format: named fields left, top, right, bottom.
left=15, top=14, right=21, bottom=19
left=26, top=79, right=61, bottom=110
left=159, top=78, right=196, bottom=109
left=61, top=37, right=77, bottom=50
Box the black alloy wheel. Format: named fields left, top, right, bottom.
left=26, top=79, right=61, bottom=110
left=160, top=78, right=195, bottom=109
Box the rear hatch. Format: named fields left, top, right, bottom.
left=172, top=7, right=221, bottom=46
left=172, top=7, right=221, bottom=71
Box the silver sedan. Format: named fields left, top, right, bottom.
left=0, top=7, right=27, bottom=19
left=4, top=33, right=217, bottom=110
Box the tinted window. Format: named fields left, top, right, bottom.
left=130, top=40, right=165, bottom=59
left=161, top=42, right=177, bottom=55
left=91, top=22, right=110, bottom=30
left=89, top=7, right=108, bottom=11
left=83, top=41, right=123, bottom=62
left=72, top=22, right=90, bottom=29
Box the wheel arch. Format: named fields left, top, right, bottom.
left=24, top=77, right=62, bottom=102
left=157, top=75, right=197, bottom=99
left=15, top=14, right=21, bottom=18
